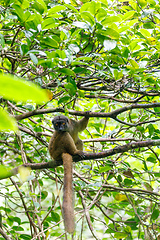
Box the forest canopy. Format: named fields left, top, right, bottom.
left=0, top=0, right=160, bottom=239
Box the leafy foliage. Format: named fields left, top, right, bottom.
left=0, top=0, right=160, bottom=239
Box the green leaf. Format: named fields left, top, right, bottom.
left=0, top=165, right=13, bottom=180
left=33, top=0, right=47, bottom=13
left=0, top=108, right=17, bottom=132
left=99, top=28, right=120, bottom=39
left=110, top=55, right=124, bottom=64
left=59, top=68, right=76, bottom=77
left=147, top=124, right=155, bottom=136
left=124, top=179, right=133, bottom=186
left=81, top=12, right=95, bottom=26
left=140, top=28, right=151, bottom=37
left=41, top=37, right=58, bottom=48
left=143, top=22, right=154, bottom=29
left=58, top=96, right=71, bottom=104
left=137, top=0, right=147, bottom=7
left=76, top=56, right=93, bottom=62
left=102, top=16, right=122, bottom=25
left=48, top=5, right=66, bottom=15
left=51, top=212, right=60, bottom=223
left=12, top=226, right=24, bottom=231
left=129, top=59, right=139, bottom=69
left=113, top=69, right=123, bottom=80
left=20, top=234, right=32, bottom=240
left=71, top=61, right=89, bottom=66
left=41, top=191, right=48, bottom=200
left=0, top=74, right=49, bottom=103
left=65, top=83, right=77, bottom=96
left=20, top=44, right=29, bottom=56
left=99, top=165, right=111, bottom=173
left=114, top=232, right=128, bottom=239
left=80, top=1, right=101, bottom=15
left=13, top=217, right=21, bottom=225
left=7, top=217, right=13, bottom=226
left=154, top=107, right=160, bottom=116
left=23, top=10, right=32, bottom=22
left=96, top=8, right=107, bottom=22
left=12, top=4, right=24, bottom=22
left=123, top=11, right=136, bottom=21
left=64, top=4, right=79, bottom=13
left=42, top=18, right=56, bottom=30
left=146, top=156, right=157, bottom=163
left=151, top=209, right=159, bottom=220
left=29, top=53, right=38, bottom=64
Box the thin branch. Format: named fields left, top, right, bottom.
left=102, top=184, right=160, bottom=197
left=85, top=94, right=145, bottom=103
left=2, top=139, right=160, bottom=180
left=0, top=227, right=11, bottom=240
left=83, top=137, right=135, bottom=142
left=10, top=178, right=40, bottom=238
left=14, top=107, right=65, bottom=120
left=13, top=103, right=160, bottom=121
left=78, top=190, right=100, bottom=240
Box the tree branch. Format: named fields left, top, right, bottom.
left=0, top=227, right=11, bottom=240
left=14, top=102, right=160, bottom=121
left=2, top=139, right=160, bottom=180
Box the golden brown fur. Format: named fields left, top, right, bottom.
left=48, top=115, right=89, bottom=233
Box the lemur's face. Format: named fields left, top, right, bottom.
left=52, top=116, right=69, bottom=132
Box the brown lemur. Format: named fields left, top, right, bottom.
left=48, top=113, right=90, bottom=234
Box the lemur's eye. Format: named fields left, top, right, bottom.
left=55, top=123, right=58, bottom=126
left=62, top=122, right=65, bottom=125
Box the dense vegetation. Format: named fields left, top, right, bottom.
left=0, top=0, right=160, bottom=239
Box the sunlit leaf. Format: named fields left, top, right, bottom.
left=81, top=12, right=95, bottom=26
left=137, top=0, right=147, bottom=7
left=129, top=59, right=139, bottom=69
left=102, top=15, right=122, bottom=25
left=42, top=18, right=56, bottom=30
left=64, top=3, right=79, bottom=13
left=122, top=11, right=136, bottom=21
left=114, top=232, right=128, bottom=239
left=99, top=28, right=120, bottom=39
left=0, top=108, right=17, bottom=131
left=48, top=5, right=66, bottom=15
left=96, top=8, right=107, bottom=22
left=0, top=74, right=49, bottom=103
left=34, top=0, right=47, bottom=12
left=0, top=165, right=13, bottom=180
left=41, top=37, right=58, bottom=48
left=140, top=28, right=151, bottom=37
left=18, top=166, right=31, bottom=182
left=146, top=37, right=157, bottom=45
left=99, top=165, right=112, bottom=173
left=115, top=194, right=128, bottom=202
